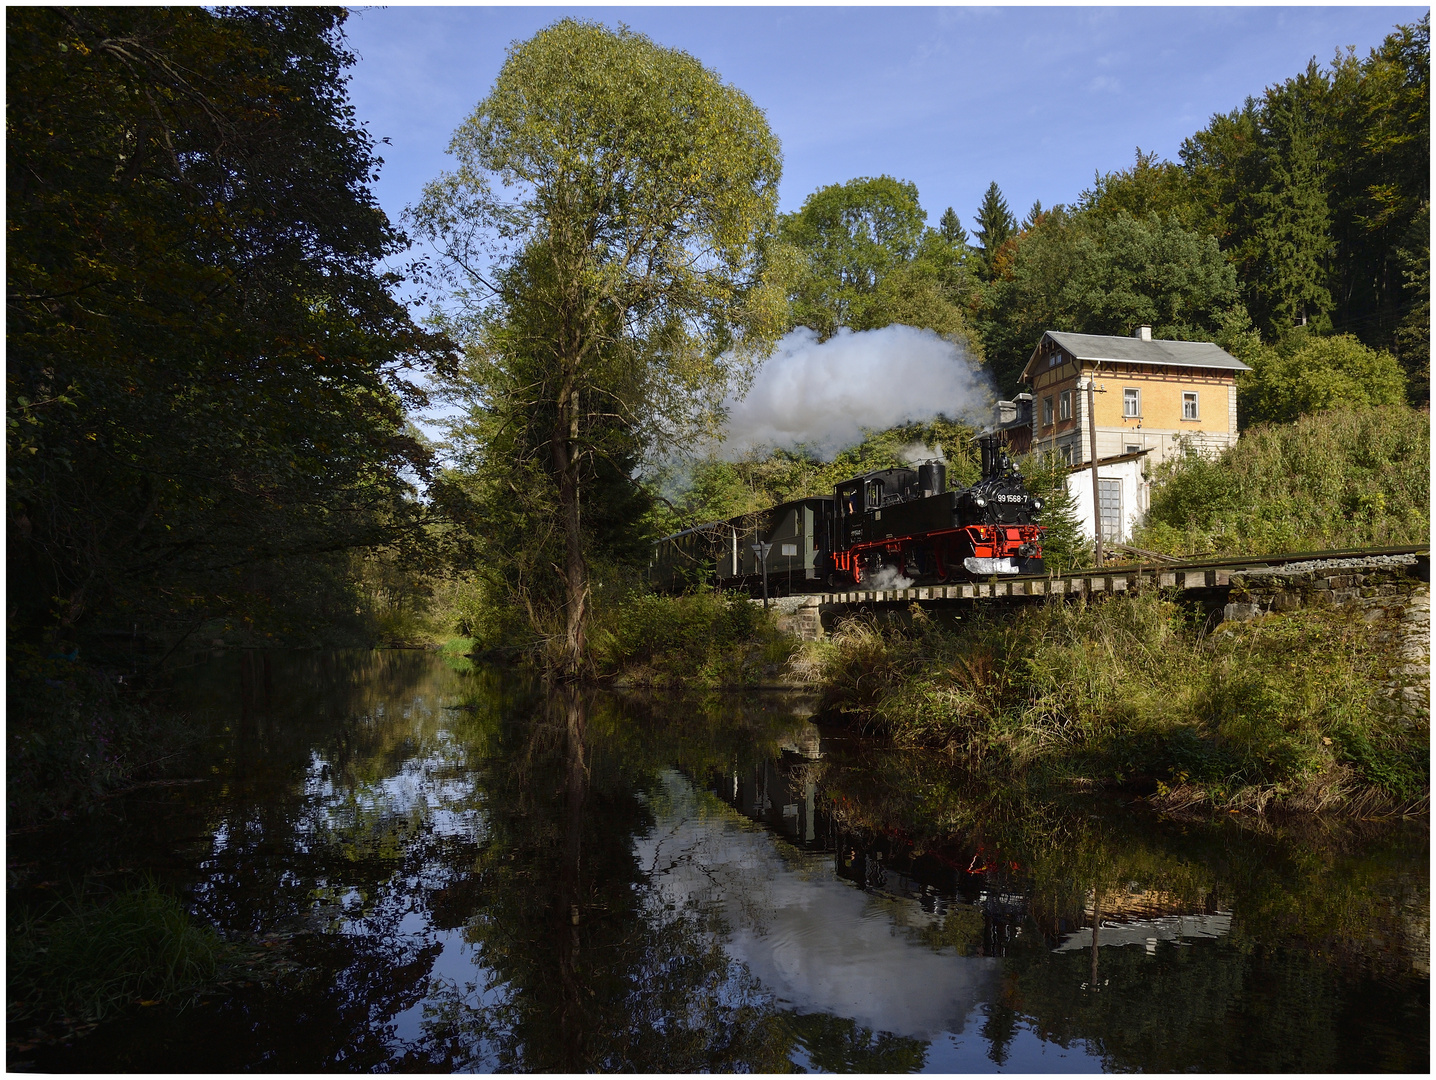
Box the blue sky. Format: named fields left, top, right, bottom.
left=343, top=5, right=1422, bottom=238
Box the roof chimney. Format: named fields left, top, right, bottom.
left=1136, top=324, right=1152, bottom=341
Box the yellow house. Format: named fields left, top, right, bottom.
left=1021, top=326, right=1250, bottom=467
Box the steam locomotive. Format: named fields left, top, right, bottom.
left=651, top=434, right=1047, bottom=595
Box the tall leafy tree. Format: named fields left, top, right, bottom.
left=1235, top=64, right=1335, bottom=335
left=1178, top=17, right=1429, bottom=352
left=412, top=20, right=787, bottom=677
left=780, top=175, right=927, bottom=336
left=1323, top=16, right=1430, bottom=389
left=7, top=7, right=448, bottom=645
left=1078, top=148, right=1197, bottom=227
left=780, top=176, right=977, bottom=345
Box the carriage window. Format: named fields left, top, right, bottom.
left=865, top=481, right=881, bottom=508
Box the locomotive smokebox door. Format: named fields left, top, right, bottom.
left=918, top=462, right=946, bottom=498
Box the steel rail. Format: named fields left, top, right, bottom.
left=1010, top=543, right=1430, bottom=582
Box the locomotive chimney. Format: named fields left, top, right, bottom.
left=918, top=461, right=946, bottom=498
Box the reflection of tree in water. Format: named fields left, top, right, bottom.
left=785, top=1011, right=927, bottom=1072
left=33, top=659, right=1425, bottom=1072
left=408, top=686, right=798, bottom=1071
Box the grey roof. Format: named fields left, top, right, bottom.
left=1024, top=331, right=1250, bottom=381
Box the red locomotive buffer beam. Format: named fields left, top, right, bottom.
left=832, top=523, right=1045, bottom=584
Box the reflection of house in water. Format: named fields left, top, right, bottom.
left=1054, top=887, right=1232, bottom=956
left=708, top=738, right=1230, bottom=965
left=1054, top=912, right=1232, bottom=956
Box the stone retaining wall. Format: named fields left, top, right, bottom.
left=1222, top=555, right=1426, bottom=621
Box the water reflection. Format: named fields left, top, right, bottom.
left=18, top=652, right=1428, bottom=1073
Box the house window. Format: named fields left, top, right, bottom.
left=1182, top=391, right=1199, bottom=420
left=1061, top=443, right=1074, bottom=466
left=1043, top=397, right=1054, bottom=426
left=1123, top=388, right=1140, bottom=418
left=1125, top=444, right=1141, bottom=455
left=1059, top=389, right=1072, bottom=421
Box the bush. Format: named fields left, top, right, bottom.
left=588, top=590, right=796, bottom=686
left=1134, top=405, right=1429, bottom=557
left=1239, top=333, right=1407, bottom=426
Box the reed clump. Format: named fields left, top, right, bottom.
left=8, top=879, right=228, bottom=1030
left=798, top=590, right=1427, bottom=813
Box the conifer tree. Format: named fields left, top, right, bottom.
left=973, top=181, right=1016, bottom=273
left=1248, top=66, right=1334, bottom=333
left=939, top=206, right=969, bottom=247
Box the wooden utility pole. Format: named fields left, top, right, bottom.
left=1085, top=375, right=1104, bottom=567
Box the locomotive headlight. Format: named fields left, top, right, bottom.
left=974, top=496, right=987, bottom=507
left=1032, top=498, right=1044, bottom=511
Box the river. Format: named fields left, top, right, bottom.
left=13, top=649, right=1428, bottom=1072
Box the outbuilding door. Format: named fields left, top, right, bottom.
left=1098, top=479, right=1122, bottom=542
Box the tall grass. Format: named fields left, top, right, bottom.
left=9, top=879, right=228, bottom=1027
left=799, top=591, right=1427, bottom=812
left=1134, top=405, right=1429, bottom=557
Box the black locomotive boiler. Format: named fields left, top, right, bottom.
left=650, top=434, right=1047, bottom=596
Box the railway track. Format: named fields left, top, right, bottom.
left=804, top=543, right=1429, bottom=607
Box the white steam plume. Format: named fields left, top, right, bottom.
left=866, top=565, right=914, bottom=591
left=719, top=325, right=994, bottom=459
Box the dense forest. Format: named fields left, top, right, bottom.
left=6, top=10, right=1429, bottom=728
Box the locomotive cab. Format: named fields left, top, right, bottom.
left=834, top=467, right=918, bottom=549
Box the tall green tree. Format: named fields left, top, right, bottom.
left=1079, top=148, right=1198, bottom=227
left=939, top=206, right=969, bottom=247
left=1324, top=16, right=1430, bottom=390
left=7, top=7, right=448, bottom=646
left=412, top=20, right=787, bottom=676
left=780, top=176, right=977, bottom=345
left=973, top=181, right=1016, bottom=276
left=780, top=175, right=926, bottom=336
left=1178, top=17, right=1429, bottom=352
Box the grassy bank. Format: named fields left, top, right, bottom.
left=793, top=591, right=1427, bottom=814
